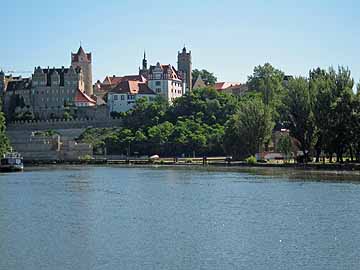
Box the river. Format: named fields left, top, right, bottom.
left=0, top=166, right=359, bottom=269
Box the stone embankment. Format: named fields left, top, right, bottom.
left=6, top=118, right=122, bottom=161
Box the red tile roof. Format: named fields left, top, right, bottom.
left=75, top=89, right=96, bottom=104
left=71, top=46, right=92, bottom=62
left=215, top=82, right=241, bottom=91
left=103, top=75, right=146, bottom=85
left=110, top=80, right=156, bottom=95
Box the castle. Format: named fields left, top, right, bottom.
left=1, top=47, right=96, bottom=120
left=1, top=45, right=194, bottom=120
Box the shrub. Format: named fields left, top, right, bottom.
left=79, top=155, right=93, bottom=161
left=245, top=156, right=257, bottom=165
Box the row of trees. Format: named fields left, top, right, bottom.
left=78, top=63, right=360, bottom=162
left=283, top=67, right=360, bottom=162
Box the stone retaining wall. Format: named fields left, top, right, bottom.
left=7, top=118, right=122, bottom=131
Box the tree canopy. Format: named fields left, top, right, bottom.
left=77, top=63, right=360, bottom=163
left=192, top=69, right=217, bottom=86
left=0, top=100, right=10, bottom=156
left=224, top=96, right=274, bottom=159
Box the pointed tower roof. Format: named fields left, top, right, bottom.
left=72, top=45, right=92, bottom=62
left=77, top=46, right=86, bottom=55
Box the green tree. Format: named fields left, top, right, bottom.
left=170, top=118, right=207, bottom=157
left=283, top=77, right=316, bottom=163
left=247, top=63, right=285, bottom=108
left=0, top=101, right=10, bottom=155
left=329, top=67, right=355, bottom=162
left=168, top=87, right=238, bottom=126
left=224, top=97, right=274, bottom=159
left=311, top=67, right=355, bottom=163
left=148, top=121, right=174, bottom=155
left=353, top=93, right=360, bottom=161
left=277, top=133, right=293, bottom=162
left=192, top=69, right=217, bottom=86
left=123, top=96, right=168, bottom=130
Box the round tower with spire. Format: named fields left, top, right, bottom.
left=71, top=45, right=93, bottom=96
left=177, top=45, right=192, bottom=92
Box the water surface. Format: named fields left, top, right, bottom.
left=1, top=166, right=359, bottom=269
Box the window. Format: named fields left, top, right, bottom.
left=121, top=95, right=125, bottom=100
left=155, top=81, right=161, bottom=86
left=156, top=88, right=161, bottom=93
left=114, top=95, right=118, bottom=101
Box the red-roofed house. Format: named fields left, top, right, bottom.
left=215, top=82, right=248, bottom=96
left=107, top=80, right=156, bottom=113
left=102, top=74, right=146, bottom=85
left=215, top=82, right=241, bottom=91
left=94, top=74, right=147, bottom=97
left=75, top=89, right=96, bottom=107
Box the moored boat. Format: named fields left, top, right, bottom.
left=0, top=152, right=24, bottom=172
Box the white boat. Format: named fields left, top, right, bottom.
left=149, top=155, right=160, bottom=161
left=0, top=152, right=24, bottom=172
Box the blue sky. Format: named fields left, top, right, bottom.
left=2, top=0, right=360, bottom=84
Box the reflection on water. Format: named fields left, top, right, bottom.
left=0, top=166, right=360, bottom=270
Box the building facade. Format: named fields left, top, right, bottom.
left=2, top=46, right=96, bottom=120
left=3, top=65, right=95, bottom=120
left=147, top=63, right=184, bottom=103
left=108, top=80, right=156, bottom=113
left=0, top=72, right=23, bottom=96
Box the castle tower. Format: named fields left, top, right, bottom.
left=71, top=46, right=93, bottom=96
left=177, top=46, right=192, bottom=92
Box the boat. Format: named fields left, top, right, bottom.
left=0, top=152, right=24, bottom=172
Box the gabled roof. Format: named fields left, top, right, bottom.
left=75, top=89, right=96, bottom=104
left=192, top=75, right=206, bottom=89
left=110, top=80, right=156, bottom=95
left=103, top=74, right=146, bottom=85
left=148, top=63, right=181, bottom=80
left=215, top=82, right=241, bottom=91
left=138, top=83, right=156, bottom=95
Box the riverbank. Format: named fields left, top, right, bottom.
left=23, top=157, right=360, bottom=172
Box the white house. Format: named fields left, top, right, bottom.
left=108, top=80, right=156, bottom=113
left=147, top=63, right=185, bottom=103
